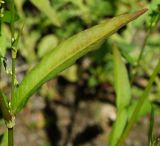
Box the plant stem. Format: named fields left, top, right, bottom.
left=0, top=14, right=2, bottom=36
left=117, top=60, right=160, bottom=146
left=11, top=58, right=15, bottom=100
left=10, top=0, right=15, bottom=38
left=8, top=128, right=13, bottom=146
left=131, top=11, right=160, bottom=83
left=10, top=0, right=15, bottom=103
left=9, top=1, right=15, bottom=146
left=131, top=25, right=152, bottom=83
left=10, top=0, right=15, bottom=101
left=0, top=56, right=1, bottom=85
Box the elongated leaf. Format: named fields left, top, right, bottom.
left=0, top=35, right=6, bottom=56
left=109, top=109, right=128, bottom=146
left=128, top=99, right=151, bottom=120
left=12, top=9, right=147, bottom=113
left=113, top=46, right=131, bottom=111
left=0, top=131, right=8, bottom=146
left=117, top=60, right=160, bottom=146
left=148, top=106, right=154, bottom=146
left=38, top=35, right=59, bottom=58
left=109, top=46, right=131, bottom=146
left=30, top=0, right=61, bottom=27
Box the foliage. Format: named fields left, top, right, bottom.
left=0, top=0, right=160, bottom=146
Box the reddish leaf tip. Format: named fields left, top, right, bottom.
left=133, top=8, right=148, bottom=17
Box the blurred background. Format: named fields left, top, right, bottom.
left=0, top=0, right=160, bottom=146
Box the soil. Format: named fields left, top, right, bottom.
left=11, top=78, right=157, bottom=146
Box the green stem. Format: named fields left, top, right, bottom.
left=131, top=26, right=152, bottom=83
left=10, top=0, right=15, bottom=38
left=0, top=56, right=1, bottom=85
left=131, top=12, right=160, bottom=83
left=8, top=128, right=13, bottom=146
left=0, top=15, right=2, bottom=36
left=9, top=1, right=15, bottom=146
left=10, top=0, right=15, bottom=102
left=117, top=60, right=160, bottom=146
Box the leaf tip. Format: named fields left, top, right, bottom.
left=133, top=8, right=148, bottom=18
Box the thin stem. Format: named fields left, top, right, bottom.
left=10, top=0, right=15, bottom=113
left=0, top=0, right=4, bottom=36
left=0, top=15, right=2, bottom=36
left=9, top=1, right=15, bottom=146
left=0, top=57, right=1, bottom=86
left=131, top=12, right=160, bottom=83
left=136, top=30, right=151, bottom=66
left=11, top=58, right=15, bottom=100
left=8, top=128, right=13, bottom=146
left=10, top=0, right=15, bottom=38
left=117, top=60, right=160, bottom=146
left=131, top=25, right=152, bottom=83
left=10, top=0, right=16, bottom=100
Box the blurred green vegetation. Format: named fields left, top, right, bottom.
left=0, top=0, right=160, bottom=146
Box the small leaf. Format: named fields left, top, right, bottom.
left=14, top=0, right=24, bottom=17
left=60, top=65, right=78, bottom=82
left=30, top=0, right=61, bottom=27
left=0, top=131, right=8, bottom=146
left=148, top=106, right=154, bottom=146
left=12, top=9, right=148, bottom=113
left=113, top=46, right=131, bottom=111
left=2, top=11, right=19, bottom=23
left=0, top=92, right=11, bottom=121
left=128, top=99, right=151, bottom=120
left=38, top=35, right=59, bottom=58
left=0, top=35, right=6, bottom=56
left=109, top=109, right=128, bottom=146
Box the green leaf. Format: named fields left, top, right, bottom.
left=14, top=0, right=24, bottom=17
left=128, top=99, right=152, bottom=120
left=38, top=35, right=59, bottom=58
left=2, top=11, right=19, bottom=23
left=0, top=131, right=8, bottom=146
left=117, top=60, right=160, bottom=146
left=0, top=35, right=6, bottom=56
left=113, top=46, right=131, bottom=111
left=0, top=92, right=12, bottom=121
left=148, top=106, right=154, bottom=146
left=30, top=0, right=61, bottom=27
left=109, top=109, right=128, bottom=146
left=60, top=65, right=78, bottom=82
left=109, top=46, right=132, bottom=146
left=11, top=9, right=148, bottom=113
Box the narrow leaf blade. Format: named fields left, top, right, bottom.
left=109, top=109, right=128, bottom=146
left=113, top=46, right=131, bottom=110
left=0, top=131, right=8, bottom=146
left=12, top=9, right=147, bottom=113
left=148, top=106, right=154, bottom=146
left=30, top=0, right=61, bottom=27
